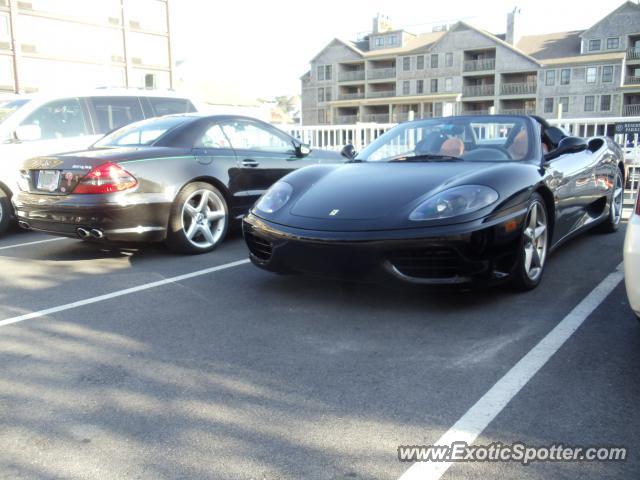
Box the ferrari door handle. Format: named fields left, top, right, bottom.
left=242, top=159, right=260, bottom=168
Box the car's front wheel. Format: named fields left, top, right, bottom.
left=0, top=189, right=12, bottom=236
left=512, top=193, right=549, bottom=291
left=598, top=168, right=624, bottom=233
left=166, top=182, right=229, bottom=254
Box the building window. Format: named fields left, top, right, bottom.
left=403, top=80, right=410, bottom=95
left=417, top=55, right=424, bottom=70
left=317, top=65, right=324, bottom=81
left=431, top=54, right=439, bottom=68
left=388, top=35, right=398, bottom=46
left=445, top=52, right=453, bottom=67
left=325, top=87, right=332, bottom=102
left=434, top=102, right=443, bottom=117
left=586, top=67, right=597, bottom=84
left=560, top=69, right=570, bottom=85
left=403, top=56, right=411, bottom=71
left=600, top=94, right=611, bottom=111
left=430, top=78, right=438, bottom=93
left=544, top=98, right=554, bottom=113
left=375, top=37, right=384, bottom=47
left=601, top=65, right=613, bottom=83
left=584, top=95, right=595, bottom=112
left=545, top=70, right=555, bottom=86
left=606, top=37, right=619, bottom=50
left=318, top=109, right=325, bottom=124
left=416, top=79, right=424, bottom=94
left=445, top=77, right=452, bottom=92
left=325, top=65, right=332, bottom=80
left=559, top=97, right=569, bottom=114
left=588, top=39, right=601, bottom=51
left=317, top=88, right=324, bottom=102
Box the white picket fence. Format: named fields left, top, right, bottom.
left=278, top=116, right=640, bottom=209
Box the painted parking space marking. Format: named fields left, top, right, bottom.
left=0, top=237, right=66, bottom=251
left=398, top=263, right=625, bottom=480
left=0, top=258, right=250, bottom=328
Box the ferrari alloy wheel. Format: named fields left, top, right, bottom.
left=599, top=169, right=624, bottom=233
left=166, top=182, right=229, bottom=254
left=0, top=189, right=11, bottom=236
left=513, top=194, right=548, bottom=291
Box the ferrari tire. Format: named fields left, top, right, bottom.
left=512, top=193, right=549, bottom=291
left=0, top=189, right=12, bottom=236
left=165, top=182, right=229, bottom=254
left=598, top=168, right=624, bottom=233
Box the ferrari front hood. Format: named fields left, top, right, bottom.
left=289, top=162, right=491, bottom=222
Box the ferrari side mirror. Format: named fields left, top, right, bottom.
left=341, top=144, right=356, bottom=159
left=544, top=136, right=588, bottom=162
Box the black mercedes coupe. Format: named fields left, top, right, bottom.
left=243, top=115, right=625, bottom=290
left=13, top=114, right=342, bottom=253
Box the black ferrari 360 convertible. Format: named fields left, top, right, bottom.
left=243, top=115, right=625, bottom=290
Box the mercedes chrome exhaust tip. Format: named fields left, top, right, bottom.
left=77, top=227, right=91, bottom=239
left=90, top=229, right=104, bottom=239
left=18, top=221, right=30, bottom=230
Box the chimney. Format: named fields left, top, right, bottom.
left=372, top=13, right=393, bottom=34
left=506, top=7, right=521, bottom=45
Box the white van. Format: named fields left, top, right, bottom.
left=0, top=89, right=198, bottom=234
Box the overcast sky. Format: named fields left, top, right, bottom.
left=171, top=0, right=625, bottom=102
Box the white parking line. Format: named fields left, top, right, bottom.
left=398, top=263, right=625, bottom=480
left=0, top=258, right=250, bottom=328
left=0, top=237, right=65, bottom=251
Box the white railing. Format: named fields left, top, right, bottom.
left=338, top=70, right=365, bottom=82
left=281, top=116, right=640, bottom=207
left=500, top=82, right=537, bottom=95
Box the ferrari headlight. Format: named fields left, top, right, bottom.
left=409, top=185, right=499, bottom=221
left=255, top=181, right=293, bottom=214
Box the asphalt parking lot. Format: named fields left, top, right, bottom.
left=0, top=223, right=638, bottom=480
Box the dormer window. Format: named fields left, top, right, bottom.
left=588, top=39, right=601, bottom=51
left=388, top=35, right=398, bottom=46
left=375, top=37, right=384, bottom=47
left=606, top=37, right=619, bottom=50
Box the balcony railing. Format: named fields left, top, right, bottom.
left=367, top=67, right=396, bottom=80
left=463, top=58, right=495, bottom=72
left=336, top=115, right=358, bottom=124
left=367, top=90, right=396, bottom=98
left=500, top=82, right=537, bottom=95
left=627, top=48, right=640, bottom=61
left=338, top=70, right=365, bottom=82
left=462, top=84, right=495, bottom=97
left=623, top=104, right=640, bottom=116
left=625, top=75, right=640, bottom=85
left=362, top=113, right=390, bottom=123
left=500, top=108, right=536, bottom=115
left=338, top=92, right=365, bottom=100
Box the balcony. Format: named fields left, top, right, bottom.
left=623, top=104, right=640, bottom=116
left=625, top=75, right=640, bottom=85
left=337, top=92, right=365, bottom=100
left=367, top=90, right=396, bottom=98
left=627, top=48, right=640, bottom=61
left=362, top=113, right=390, bottom=123
left=463, top=58, right=495, bottom=72
left=368, top=67, right=396, bottom=80
left=336, top=115, right=358, bottom=124
left=500, top=82, right=537, bottom=95
left=463, top=84, right=495, bottom=97
left=338, top=70, right=365, bottom=82
left=500, top=108, right=536, bottom=115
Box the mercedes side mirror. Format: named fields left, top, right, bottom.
left=341, top=144, right=356, bottom=159
left=544, top=136, right=588, bottom=162
left=295, top=142, right=311, bottom=157
left=15, top=124, right=42, bottom=142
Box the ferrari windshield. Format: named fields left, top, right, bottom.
left=94, top=116, right=189, bottom=147
left=357, top=116, right=535, bottom=162
left=0, top=98, right=30, bottom=124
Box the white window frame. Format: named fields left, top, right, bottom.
left=586, top=67, right=597, bottom=84
left=588, top=39, right=601, bottom=52
left=601, top=65, right=613, bottom=83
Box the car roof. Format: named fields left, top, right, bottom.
left=10, top=88, right=194, bottom=102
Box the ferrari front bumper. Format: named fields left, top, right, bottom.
left=242, top=209, right=528, bottom=285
